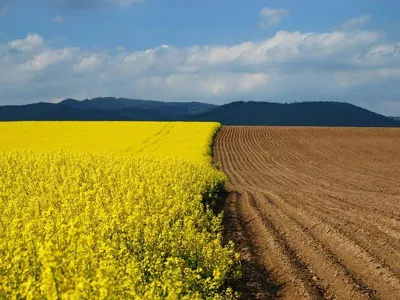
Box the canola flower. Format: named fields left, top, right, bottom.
left=0, top=122, right=239, bottom=299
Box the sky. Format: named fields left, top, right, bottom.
left=0, top=0, right=399, bottom=115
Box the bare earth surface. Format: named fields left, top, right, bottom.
left=214, top=127, right=400, bottom=300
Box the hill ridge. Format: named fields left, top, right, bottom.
left=0, top=98, right=399, bottom=127
left=187, top=100, right=399, bottom=127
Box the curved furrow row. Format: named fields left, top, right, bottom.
left=214, top=127, right=245, bottom=190
left=258, top=130, right=400, bottom=214
left=214, top=126, right=400, bottom=300
left=219, top=128, right=400, bottom=223
left=258, top=188, right=400, bottom=298
left=241, top=191, right=327, bottom=300
left=215, top=128, right=325, bottom=299
left=242, top=182, right=390, bottom=298
left=253, top=129, right=377, bottom=192
left=274, top=128, right=400, bottom=179
left=250, top=189, right=376, bottom=300
left=242, top=130, right=400, bottom=221
left=279, top=187, right=400, bottom=273
left=294, top=194, right=400, bottom=276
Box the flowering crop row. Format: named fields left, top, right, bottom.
left=0, top=122, right=239, bottom=299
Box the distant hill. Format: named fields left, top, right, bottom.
left=390, top=116, right=400, bottom=121
left=186, top=101, right=400, bottom=127
left=0, top=98, right=398, bottom=127
left=0, top=97, right=216, bottom=121
left=59, top=97, right=216, bottom=116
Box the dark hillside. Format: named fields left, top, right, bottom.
left=59, top=97, right=216, bottom=117
left=0, top=98, right=398, bottom=127
left=0, top=103, right=122, bottom=121
left=0, top=98, right=216, bottom=121
left=188, top=101, right=400, bottom=127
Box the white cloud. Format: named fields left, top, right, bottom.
left=368, top=44, right=397, bottom=57
left=140, top=73, right=270, bottom=97
left=260, top=7, right=289, bottom=28
left=0, top=27, right=400, bottom=115
left=239, top=73, right=270, bottom=92
left=354, top=43, right=400, bottom=67
left=184, top=30, right=381, bottom=69
left=74, top=54, right=102, bottom=71
left=49, top=97, right=65, bottom=103
left=19, top=48, right=74, bottom=71
left=9, top=33, right=44, bottom=52
left=339, top=14, right=371, bottom=31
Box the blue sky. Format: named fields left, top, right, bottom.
left=0, top=0, right=400, bottom=115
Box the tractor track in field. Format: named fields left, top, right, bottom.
left=214, top=126, right=400, bottom=300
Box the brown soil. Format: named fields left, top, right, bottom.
left=214, top=127, right=400, bottom=300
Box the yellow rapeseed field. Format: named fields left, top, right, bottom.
left=0, top=122, right=239, bottom=299
left=0, top=122, right=216, bottom=161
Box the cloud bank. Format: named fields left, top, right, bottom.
left=0, top=17, right=400, bottom=115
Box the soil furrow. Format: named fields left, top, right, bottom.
left=214, top=126, right=400, bottom=300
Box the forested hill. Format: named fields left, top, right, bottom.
left=186, top=101, right=400, bottom=127
left=0, top=97, right=216, bottom=121
left=0, top=98, right=399, bottom=127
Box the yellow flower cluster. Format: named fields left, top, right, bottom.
left=0, top=122, right=239, bottom=299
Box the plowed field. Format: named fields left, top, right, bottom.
left=214, top=127, right=400, bottom=300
